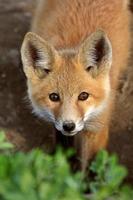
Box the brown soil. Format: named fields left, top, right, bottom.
left=0, top=0, right=133, bottom=183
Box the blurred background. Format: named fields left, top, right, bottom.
left=0, top=0, right=133, bottom=184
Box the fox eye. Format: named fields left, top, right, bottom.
left=87, top=66, right=93, bottom=71
left=49, top=93, right=60, bottom=102
left=78, top=92, right=89, bottom=101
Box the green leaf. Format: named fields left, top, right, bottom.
left=0, top=131, right=132, bottom=200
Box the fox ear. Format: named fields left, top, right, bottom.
left=21, top=32, right=57, bottom=78
left=79, top=30, right=112, bottom=78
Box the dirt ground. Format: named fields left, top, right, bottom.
left=0, top=0, right=133, bottom=183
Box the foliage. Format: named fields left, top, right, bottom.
left=0, top=131, right=13, bottom=151
left=88, top=150, right=133, bottom=200
left=0, top=131, right=84, bottom=200
left=0, top=131, right=133, bottom=200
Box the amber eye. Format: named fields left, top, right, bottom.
left=78, top=92, right=89, bottom=101
left=49, top=93, right=60, bottom=102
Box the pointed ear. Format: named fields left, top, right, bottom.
left=21, top=32, right=57, bottom=78
left=78, top=30, right=112, bottom=78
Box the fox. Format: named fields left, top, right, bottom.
left=21, top=0, right=130, bottom=170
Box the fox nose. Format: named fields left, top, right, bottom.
left=63, top=121, right=75, bottom=132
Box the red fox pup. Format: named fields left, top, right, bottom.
left=21, top=0, right=130, bottom=169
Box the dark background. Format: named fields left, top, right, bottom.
left=0, top=0, right=133, bottom=183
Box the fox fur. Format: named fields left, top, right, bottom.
left=21, top=0, right=130, bottom=170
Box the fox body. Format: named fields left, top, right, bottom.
left=21, top=0, right=130, bottom=169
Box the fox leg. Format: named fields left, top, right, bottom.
left=74, top=127, right=109, bottom=172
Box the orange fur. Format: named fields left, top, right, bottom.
left=21, top=0, right=131, bottom=170
left=32, top=0, right=130, bottom=88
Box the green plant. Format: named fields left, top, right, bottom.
left=0, top=130, right=133, bottom=200
left=0, top=131, right=85, bottom=200
left=88, top=150, right=133, bottom=200
left=0, top=131, right=13, bottom=151
left=0, top=149, right=86, bottom=200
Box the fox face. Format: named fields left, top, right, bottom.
left=21, top=30, right=112, bottom=136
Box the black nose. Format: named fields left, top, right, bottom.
left=63, top=121, right=75, bottom=132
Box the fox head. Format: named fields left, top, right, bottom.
left=21, top=30, right=112, bottom=136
